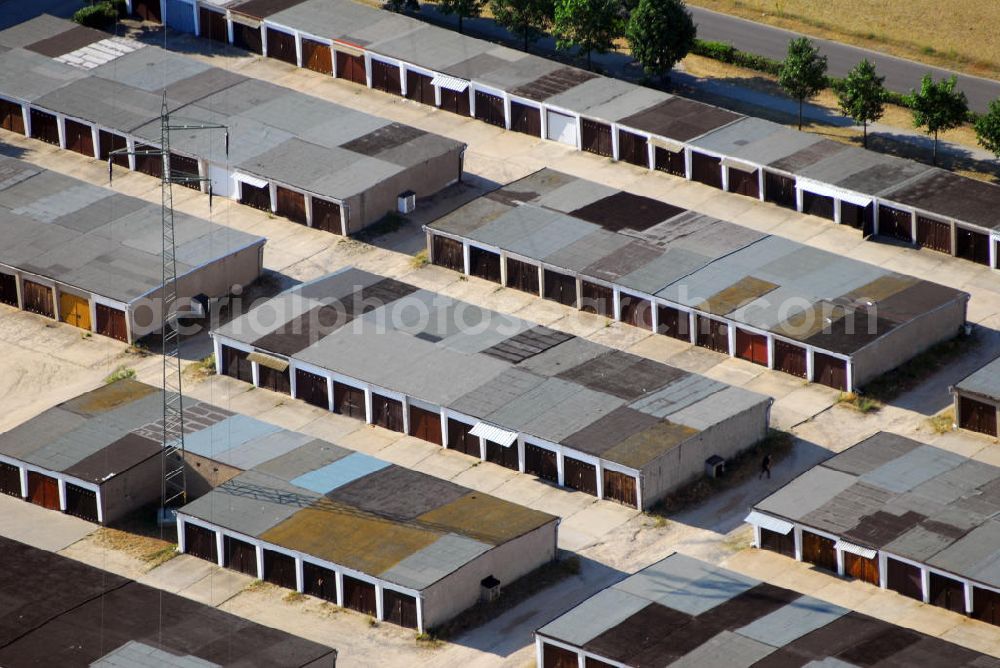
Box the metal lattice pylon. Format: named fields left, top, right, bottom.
left=110, top=95, right=227, bottom=510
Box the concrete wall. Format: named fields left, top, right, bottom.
left=851, top=296, right=968, bottom=389
left=419, top=519, right=558, bottom=630
left=99, top=453, right=164, bottom=525
left=640, top=399, right=772, bottom=509
left=184, top=452, right=243, bottom=500
left=346, top=145, right=464, bottom=234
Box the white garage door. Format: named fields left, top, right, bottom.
left=546, top=110, right=577, bottom=146
left=208, top=164, right=233, bottom=198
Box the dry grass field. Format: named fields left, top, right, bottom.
left=689, top=0, right=1000, bottom=79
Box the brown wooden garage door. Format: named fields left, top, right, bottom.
left=469, top=246, right=501, bottom=283
left=185, top=523, right=218, bottom=563
left=485, top=440, right=519, bottom=471
left=802, top=191, right=834, bottom=220
left=334, top=383, right=366, bottom=420
left=27, top=471, right=59, bottom=510
left=654, top=146, right=685, bottom=177
left=199, top=8, right=228, bottom=43
left=258, top=364, right=291, bottom=395
left=842, top=202, right=874, bottom=232
left=764, top=171, right=796, bottom=209
left=728, top=168, right=759, bottom=198
left=844, top=552, right=879, bottom=585
left=506, top=257, right=539, bottom=294
left=474, top=90, right=505, bottom=127
left=0, top=273, right=18, bottom=307
left=432, top=235, right=464, bottom=273
left=96, top=304, right=128, bottom=341
left=371, top=59, right=402, bottom=96
left=447, top=419, right=481, bottom=457
left=312, top=197, right=342, bottom=234
left=960, top=396, right=998, bottom=436
left=295, top=369, right=329, bottom=409
left=371, top=393, right=404, bottom=432
left=974, top=587, right=1000, bottom=627
left=563, top=456, right=597, bottom=496
left=580, top=280, right=612, bottom=316
left=405, top=70, right=435, bottom=106
left=266, top=27, right=297, bottom=65
left=409, top=405, right=442, bottom=445
left=133, top=143, right=163, bottom=178
left=240, top=180, right=271, bottom=212
left=170, top=153, right=201, bottom=190
left=543, top=269, right=576, bottom=307
left=222, top=345, right=253, bottom=383
left=342, top=575, right=377, bottom=616
left=224, top=535, right=258, bottom=576
left=657, top=304, right=690, bottom=342
left=303, top=562, right=337, bottom=602
left=232, top=23, right=263, bottom=55
left=439, top=88, right=470, bottom=116
left=276, top=186, right=307, bottom=224
left=619, top=294, right=652, bottom=329
left=336, top=51, right=367, bottom=85
left=801, top=530, right=837, bottom=573
left=383, top=589, right=418, bottom=628
left=929, top=572, right=966, bottom=613
left=617, top=130, right=647, bottom=167
left=886, top=557, right=922, bottom=601
left=524, top=443, right=558, bottom=484
left=263, top=548, right=297, bottom=589
left=22, top=280, right=53, bottom=318
left=301, top=38, right=333, bottom=74
left=735, top=329, right=768, bottom=366
left=759, top=527, right=795, bottom=558
left=690, top=152, right=722, bottom=189
left=0, top=98, right=24, bottom=134
left=510, top=101, right=541, bottom=136
left=956, top=226, right=991, bottom=265
left=916, top=216, right=952, bottom=254
left=0, top=462, right=21, bottom=497
left=65, top=483, right=99, bottom=523
left=29, top=109, right=59, bottom=145
left=602, top=469, right=637, bottom=508
left=696, top=315, right=729, bottom=354
left=99, top=130, right=129, bottom=166
left=580, top=118, right=612, bottom=157
left=63, top=118, right=93, bottom=157
left=542, top=642, right=579, bottom=668
left=813, top=351, right=847, bottom=391
left=878, top=205, right=912, bottom=242
left=132, top=0, right=162, bottom=22
left=773, top=339, right=807, bottom=378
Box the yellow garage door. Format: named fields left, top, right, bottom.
left=60, top=292, right=91, bottom=331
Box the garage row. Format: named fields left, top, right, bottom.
left=428, top=233, right=849, bottom=391
left=752, top=520, right=1000, bottom=627
left=0, top=460, right=103, bottom=523
left=157, top=0, right=1000, bottom=272
left=215, top=343, right=641, bottom=507
left=0, top=270, right=129, bottom=341
left=179, top=517, right=422, bottom=629
left=952, top=358, right=1000, bottom=438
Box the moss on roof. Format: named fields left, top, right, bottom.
left=602, top=421, right=699, bottom=470
left=60, top=379, right=158, bottom=417
left=416, top=492, right=557, bottom=545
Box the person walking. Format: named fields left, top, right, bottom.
left=759, top=454, right=772, bottom=480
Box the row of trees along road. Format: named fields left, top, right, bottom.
left=427, top=0, right=696, bottom=79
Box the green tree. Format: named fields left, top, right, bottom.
left=625, top=0, right=696, bottom=84
left=837, top=59, right=886, bottom=148
left=974, top=98, right=1000, bottom=161
left=438, top=0, right=484, bottom=33
left=490, top=0, right=554, bottom=52
left=553, top=0, right=622, bottom=70
left=908, top=74, right=968, bottom=165
left=778, top=37, right=828, bottom=130
left=384, top=0, right=419, bottom=12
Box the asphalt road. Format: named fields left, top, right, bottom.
left=689, top=5, right=1000, bottom=113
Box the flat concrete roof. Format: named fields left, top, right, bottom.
left=213, top=267, right=771, bottom=473
left=0, top=536, right=337, bottom=666
left=0, top=156, right=264, bottom=304
left=428, top=169, right=967, bottom=357
left=536, top=551, right=992, bottom=668
left=0, top=16, right=463, bottom=204
left=954, top=356, right=1000, bottom=401
left=755, top=432, right=1000, bottom=590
